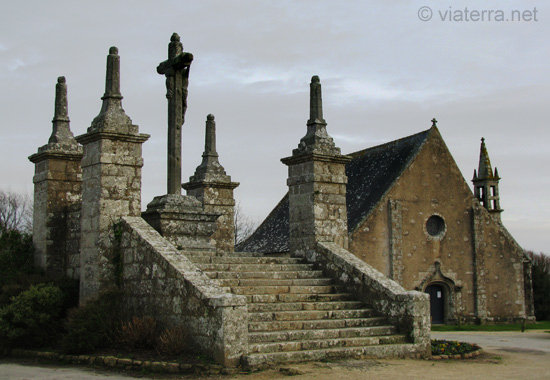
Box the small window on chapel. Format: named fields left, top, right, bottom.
left=426, top=215, right=446, bottom=239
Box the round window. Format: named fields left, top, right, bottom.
left=426, top=215, right=445, bottom=237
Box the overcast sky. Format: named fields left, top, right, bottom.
left=1, top=0, right=548, bottom=253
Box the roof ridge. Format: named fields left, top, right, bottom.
left=346, top=128, right=432, bottom=157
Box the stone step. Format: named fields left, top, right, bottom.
left=248, top=308, right=376, bottom=322
left=228, top=251, right=266, bottom=257
left=183, top=251, right=222, bottom=257
left=216, top=278, right=333, bottom=287
left=248, top=316, right=387, bottom=332
left=205, top=270, right=325, bottom=280
left=247, top=301, right=364, bottom=312
left=248, top=325, right=397, bottom=344
left=248, top=334, right=408, bottom=354
left=246, top=293, right=355, bottom=304
left=230, top=285, right=343, bottom=296
left=196, top=263, right=315, bottom=272
left=242, top=343, right=419, bottom=367
left=189, top=256, right=302, bottom=265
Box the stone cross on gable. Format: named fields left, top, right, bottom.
left=157, top=33, right=194, bottom=195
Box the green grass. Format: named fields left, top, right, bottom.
left=431, top=321, right=550, bottom=332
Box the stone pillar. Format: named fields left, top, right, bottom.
left=281, top=76, right=351, bottom=257
left=471, top=201, right=488, bottom=322
left=183, top=114, right=239, bottom=253
left=76, top=47, right=149, bottom=303
left=389, top=199, right=404, bottom=284
left=29, top=76, right=83, bottom=279
left=142, top=194, right=219, bottom=252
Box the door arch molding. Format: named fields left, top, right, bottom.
left=416, top=261, right=463, bottom=324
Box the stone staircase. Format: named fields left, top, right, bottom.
left=187, top=250, right=411, bottom=367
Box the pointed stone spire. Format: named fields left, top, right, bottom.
left=52, top=76, right=69, bottom=122
left=103, top=46, right=122, bottom=99
left=472, top=137, right=502, bottom=220
left=293, top=76, right=340, bottom=156
left=89, top=47, right=132, bottom=132
left=48, top=76, right=78, bottom=145
left=308, top=75, right=326, bottom=126
left=204, top=114, right=218, bottom=157
left=183, top=114, right=240, bottom=253
left=30, top=77, right=81, bottom=157
left=187, top=114, right=230, bottom=182
left=477, top=137, right=494, bottom=179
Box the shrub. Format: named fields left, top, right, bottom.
left=0, top=273, right=48, bottom=309
left=431, top=339, right=480, bottom=356
left=527, top=251, right=550, bottom=321
left=155, top=325, right=189, bottom=355
left=0, top=229, right=44, bottom=309
left=0, top=229, right=34, bottom=288
left=52, top=276, right=80, bottom=318
left=0, top=283, right=64, bottom=348
left=119, top=316, right=157, bottom=349
left=61, top=289, right=122, bottom=354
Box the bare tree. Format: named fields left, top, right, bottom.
left=0, top=190, right=33, bottom=234
left=234, top=202, right=257, bottom=246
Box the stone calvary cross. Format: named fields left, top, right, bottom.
left=157, top=33, right=194, bottom=194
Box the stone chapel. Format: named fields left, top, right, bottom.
left=240, top=121, right=535, bottom=324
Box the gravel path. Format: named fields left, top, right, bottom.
left=1, top=331, right=549, bottom=380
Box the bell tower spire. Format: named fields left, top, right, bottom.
left=472, top=137, right=502, bottom=222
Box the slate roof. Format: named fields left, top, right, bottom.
left=237, top=128, right=432, bottom=253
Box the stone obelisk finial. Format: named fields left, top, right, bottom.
left=104, top=46, right=122, bottom=99
left=308, top=75, right=326, bottom=126
left=157, top=33, right=194, bottom=195
left=186, top=114, right=228, bottom=181
left=48, top=76, right=76, bottom=144
left=292, top=76, right=340, bottom=156
left=183, top=114, right=239, bottom=253
left=205, top=114, right=218, bottom=155
left=89, top=47, right=132, bottom=132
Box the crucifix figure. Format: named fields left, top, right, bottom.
left=157, top=33, right=194, bottom=194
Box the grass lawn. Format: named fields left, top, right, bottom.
left=432, top=320, right=550, bottom=332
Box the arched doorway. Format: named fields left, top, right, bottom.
left=426, top=284, right=445, bottom=324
